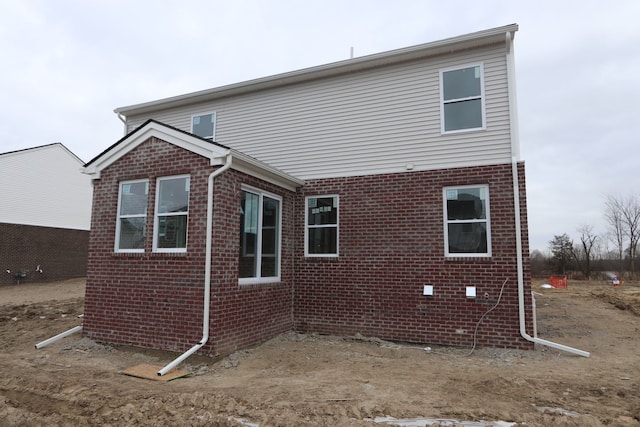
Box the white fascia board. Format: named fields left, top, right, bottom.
left=230, top=150, right=304, bottom=191
left=115, top=24, right=518, bottom=117
left=83, top=121, right=229, bottom=179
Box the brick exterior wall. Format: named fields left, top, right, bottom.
left=0, top=222, right=88, bottom=285
left=84, top=135, right=533, bottom=356
left=294, top=162, right=534, bottom=350
left=83, top=137, right=295, bottom=356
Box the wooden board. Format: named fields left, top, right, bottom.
left=122, top=364, right=190, bottom=382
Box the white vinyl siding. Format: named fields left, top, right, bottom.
left=124, top=45, right=511, bottom=180
left=0, top=144, right=92, bottom=230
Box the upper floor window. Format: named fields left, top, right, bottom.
left=239, top=187, right=281, bottom=283
left=305, top=195, right=339, bottom=257
left=440, top=64, right=485, bottom=133
left=444, top=185, right=491, bottom=257
left=153, top=175, right=190, bottom=253
left=191, top=112, right=216, bottom=140
left=115, top=179, right=149, bottom=252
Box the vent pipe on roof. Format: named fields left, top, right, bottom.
left=157, top=153, right=233, bottom=376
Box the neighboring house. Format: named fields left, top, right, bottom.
left=82, top=24, right=537, bottom=361
left=0, top=143, right=92, bottom=284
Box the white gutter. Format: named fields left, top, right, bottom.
left=157, top=153, right=233, bottom=376
left=505, top=32, right=589, bottom=357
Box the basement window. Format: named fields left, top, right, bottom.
left=239, top=186, right=281, bottom=284
left=115, top=179, right=149, bottom=252
left=444, top=185, right=491, bottom=257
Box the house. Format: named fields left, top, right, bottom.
left=81, top=24, right=543, bottom=366
left=0, top=143, right=92, bottom=284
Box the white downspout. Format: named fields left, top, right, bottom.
left=505, top=32, right=589, bottom=357
left=158, top=153, right=233, bottom=376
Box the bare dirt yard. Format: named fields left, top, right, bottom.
left=1, top=277, right=640, bottom=426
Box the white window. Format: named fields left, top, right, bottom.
left=191, top=112, right=216, bottom=140
left=115, top=179, right=149, bottom=252
left=305, top=195, right=339, bottom=257
left=239, top=186, right=281, bottom=284
left=444, top=185, right=491, bottom=257
left=440, top=64, right=485, bottom=133
left=153, top=175, right=190, bottom=253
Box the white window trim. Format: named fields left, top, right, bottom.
left=239, top=185, right=282, bottom=285
left=443, top=184, right=492, bottom=258
left=191, top=111, right=217, bottom=140
left=153, top=174, right=190, bottom=253
left=115, top=179, right=148, bottom=253
left=439, top=63, right=486, bottom=134
left=304, top=195, right=339, bottom=258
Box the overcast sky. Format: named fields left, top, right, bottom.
left=1, top=0, right=638, bottom=252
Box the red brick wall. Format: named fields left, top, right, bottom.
left=294, top=162, right=534, bottom=350
left=0, top=222, right=88, bottom=285
left=83, top=137, right=295, bottom=355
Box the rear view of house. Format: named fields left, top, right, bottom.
left=82, top=24, right=538, bottom=361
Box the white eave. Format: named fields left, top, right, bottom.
left=114, top=24, right=518, bottom=117
left=82, top=120, right=304, bottom=191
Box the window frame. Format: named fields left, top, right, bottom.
left=443, top=184, right=491, bottom=258
left=153, top=174, right=190, bottom=253
left=115, top=179, right=149, bottom=253
left=239, top=185, right=282, bottom=285
left=305, top=195, right=339, bottom=257
left=191, top=112, right=217, bottom=140
left=439, top=63, right=486, bottom=134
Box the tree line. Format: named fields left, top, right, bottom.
left=530, top=194, right=640, bottom=279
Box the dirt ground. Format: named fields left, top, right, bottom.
left=1, top=278, right=640, bottom=426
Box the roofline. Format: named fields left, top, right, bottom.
left=115, top=24, right=518, bottom=117
left=0, top=142, right=85, bottom=164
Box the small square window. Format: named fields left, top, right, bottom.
left=191, top=112, right=216, bottom=140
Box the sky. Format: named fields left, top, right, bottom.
left=1, top=0, right=639, bottom=253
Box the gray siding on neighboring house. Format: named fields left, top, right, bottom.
left=124, top=45, right=512, bottom=180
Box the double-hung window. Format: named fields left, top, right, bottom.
left=191, top=112, right=216, bottom=140
left=153, top=175, right=190, bottom=253
left=444, top=185, right=491, bottom=257
left=305, top=195, right=339, bottom=257
left=115, top=179, right=149, bottom=252
left=440, top=64, right=485, bottom=133
left=239, top=187, right=281, bottom=283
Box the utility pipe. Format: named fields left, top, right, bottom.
left=157, top=154, right=233, bottom=376
left=35, top=325, right=83, bottom=349
left=505, top=31, right=589, bottom=357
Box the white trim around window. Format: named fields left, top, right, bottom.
left=443, top=184, right=491, bottom=257
left=115, top=179, right=149, bottom=253
left=305, top=195, right=339, bottom=257
left=439, top=63, right=486, bottom=134
left=239, top=185, right=282, bottom=285
left=191, top=112, right=216, bottom=140
left=153, top=174, right=190, bottom=253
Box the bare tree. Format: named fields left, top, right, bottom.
left=573, top=225, right=598, bottom=279
left=605, top=194, right=640, bottom=277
